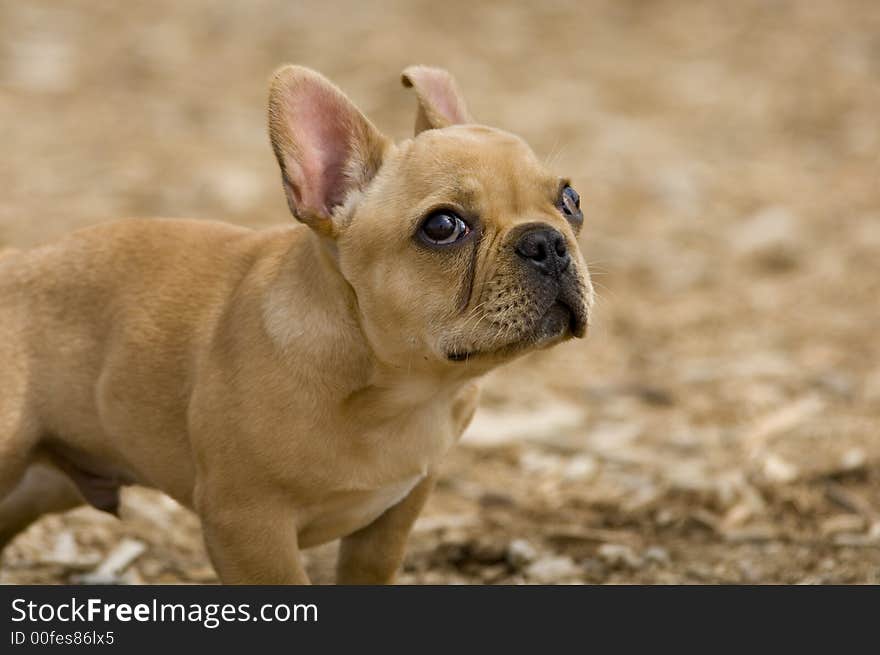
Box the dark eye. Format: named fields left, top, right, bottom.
left=419, top=211, right=471, bottom=245
left=558, top=185, right=583, bottom=224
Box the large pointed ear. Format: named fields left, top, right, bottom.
left=268, top=65, right=390, bottom=237
left=401, top=65, right=473, bottom=135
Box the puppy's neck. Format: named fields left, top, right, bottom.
left=261, top=229, right=365, bottom=363
left=260, top=228, right=478, bottom=419
left=341, top=367, right=475, bottom=431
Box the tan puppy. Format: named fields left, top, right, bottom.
left=0, top=65, right=593, bottom=583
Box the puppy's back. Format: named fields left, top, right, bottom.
left=0, top=219, right=294, bottom=488
left=2, top=218, right=259, bottom=356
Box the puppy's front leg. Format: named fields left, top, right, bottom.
left=196, top=491, right=309, bottom=584
left=336, top=475, right=436, bottom=585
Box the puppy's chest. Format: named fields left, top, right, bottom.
left=296, top=474, right=425, bottom=548
left=294, top=406, right=458, bottom=547
left=288, top=387, right=471, bottom=547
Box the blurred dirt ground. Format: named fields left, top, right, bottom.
left=1, top=0, right=879, bottom=584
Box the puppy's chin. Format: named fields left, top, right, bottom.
left=534, top=301, right=576, bottom=342
left=445, top=300, right=586, bottom=364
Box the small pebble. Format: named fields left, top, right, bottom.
left=762, top=454, right=799, bottom=484
left=506, top=539, right=538, bottom=569
left=642, top=546, right=671, bottom=566
left=597, top=543, right=643, bottom=569
left=525, top=556, right=580, bottom=583
left=563, top=455, right=598, bottom=481
left=840, top=449, right=866, bottom=471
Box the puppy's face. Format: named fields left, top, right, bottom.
left=268, top=65, right=592, bottom=374
left=339, top=125, right=592, bottom=370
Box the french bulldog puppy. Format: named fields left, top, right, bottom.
left=0, top=65, right=593, bottom=583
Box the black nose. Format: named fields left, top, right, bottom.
left=515, top=228, right=570, bottom=277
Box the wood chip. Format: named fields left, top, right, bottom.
left=825, top=483, right=877, bottom=520
left=821, top=514, right=867, bottom=537
left=743, top=395, right=825, bottom=456
left=74, top=538, right=147, bottom=584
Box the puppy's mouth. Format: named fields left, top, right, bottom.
left=541, top=297, right=587, bottom=340
left=446, top=296, right=588, bottom=362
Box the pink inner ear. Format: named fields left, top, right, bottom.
left=420, top=75, right=469, bottom=125
left=281, top=84, right=353, bottom=216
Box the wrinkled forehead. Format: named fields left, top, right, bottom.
left=395, top=125, right=561, bottom=219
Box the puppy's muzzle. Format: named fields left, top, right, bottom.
left=516, top=227, right=587, bottom=338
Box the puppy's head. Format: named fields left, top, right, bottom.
left=268, top=65, right=593, bottom=374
